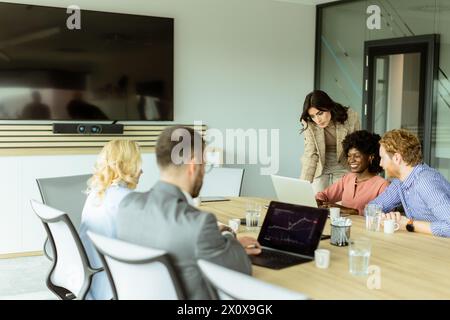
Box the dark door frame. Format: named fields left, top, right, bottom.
left=362, top=34, right=439, bottom=164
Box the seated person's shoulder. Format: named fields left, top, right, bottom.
left=183, top=204, right=218, bottom=227
left=373, top=175, right=389, bottom=185
left=118, top=190, right=149, bottom=207
left=387, top=177, right=400, bottom=186
left=341, top=172, right=356, bottom=181
left=415, top=166, right=448, bottom=190
left=177, top=205, right=223, bottom=240
left=105, top=185, right=133, bottom=199
left=418, top=165, right=442, bottom=180
left=337, top=172, right=361, bottom=186
left=372, top=176, right=390, bottom=194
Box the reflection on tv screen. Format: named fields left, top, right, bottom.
left=0, top=3, right=173, bottom=121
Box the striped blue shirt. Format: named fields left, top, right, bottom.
left=370, top=163, right=450, bottom=237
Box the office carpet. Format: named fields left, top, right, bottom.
left=0, top=255, right=56, bottom=300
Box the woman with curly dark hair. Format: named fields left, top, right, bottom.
left=315, top=130, right=389, bottom=215
left=300, top=90, right=360, bottom=193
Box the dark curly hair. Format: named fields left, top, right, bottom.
left=342, top=130, right=383, bottom=174
left=300, top=90, right=349, bottom=133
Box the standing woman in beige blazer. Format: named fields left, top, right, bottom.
left=300, top=90, right=360, bottom=193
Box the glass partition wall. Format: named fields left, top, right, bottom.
left=316, top=0, right=450, bottom=179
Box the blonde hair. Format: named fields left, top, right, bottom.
left=88, top=140, right=142, bottom=198
left=380, top=129, right=422, bottom=166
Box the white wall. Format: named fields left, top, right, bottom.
left=0, top=0, right=316, bottom=253
left=0, top=153, right=159, bottom=254
left=2, top=0, right=315, bottom=197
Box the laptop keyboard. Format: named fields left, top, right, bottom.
left=250, top=248, right=313, bottom=270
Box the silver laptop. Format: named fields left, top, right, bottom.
left=271, top=175, right=317, bottom=208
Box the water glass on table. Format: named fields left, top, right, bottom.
left=365, top=204, right=382, bottom=232
left=245, top=202, right=261, bottom=231
left=349, top=238, right=371, bottom=276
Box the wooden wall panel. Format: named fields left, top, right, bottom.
left=0, top=123, right=207, bottom=156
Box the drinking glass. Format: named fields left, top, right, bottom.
left=365, top=204, right=382, bottom=232
left=349, top=238, right=371, bottom=276
left=245, top=202, right=261, bottom=231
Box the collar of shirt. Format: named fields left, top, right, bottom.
left=110, top=180, right=128, bottom=188
left=181, top=190, right=196, bottom=207
left=401, top=163, right=425, bottom=190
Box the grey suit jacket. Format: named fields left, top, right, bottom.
left=115, top=181, right=252, bottom=299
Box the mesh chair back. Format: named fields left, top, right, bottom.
left=197, top=259, right=308, bottom=300
left=87, top=231, right=185, bottom=300
left=36, top=174, right=91, bottom=259
left=31, top=200, right=97, bottom=299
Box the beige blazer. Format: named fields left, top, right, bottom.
left=300, top=108, right=361, bottom=182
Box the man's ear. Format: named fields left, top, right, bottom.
left=393, top=152, right=402, bottom=164
left=186, top=159, right=196, bottom=176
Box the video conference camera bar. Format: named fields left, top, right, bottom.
left=53, top=123, right=124, bottom=135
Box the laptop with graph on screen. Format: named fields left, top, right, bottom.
left=250, top=201, right=328, bottom=270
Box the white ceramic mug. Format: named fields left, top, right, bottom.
left=383, top=219, right=400, bottom=234
left=228, top=218, right=241, bottom=233
left=314, top=249, right=330, bottom=269
left=329, top=207, right=340, bottom=219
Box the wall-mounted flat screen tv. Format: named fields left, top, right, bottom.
left=0, top=2, right=173, bottom=121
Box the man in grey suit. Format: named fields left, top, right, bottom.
left=116, top=126, right=261, bottom=299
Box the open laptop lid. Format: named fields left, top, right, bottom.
left=258, top=201, right=328, bottom=257
left=270, top=175, right=318, bottom=208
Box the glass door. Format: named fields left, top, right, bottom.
left=363, top=35, right=439, bottom=165
left=372, top=53, right=422, bottom=138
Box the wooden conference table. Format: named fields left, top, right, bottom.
left=200, top=197, right=450, bottom=300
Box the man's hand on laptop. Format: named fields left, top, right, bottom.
left=238, top=236, right=262, bottom=255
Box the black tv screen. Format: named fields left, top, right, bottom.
left=0, top=3, right=173, bottom=121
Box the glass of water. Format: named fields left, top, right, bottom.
left=365, top=204, right=382, bottom=232
left=349, top=238, right=371, bottom=276
left=245, top=202, right=261, bottom=231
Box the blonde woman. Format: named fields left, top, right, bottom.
left=79, top=140, right=142, bottom=300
